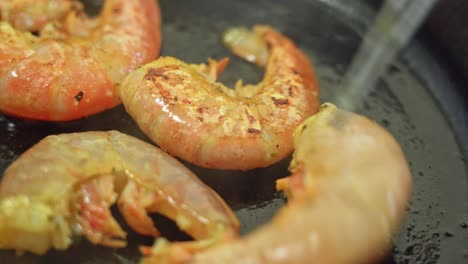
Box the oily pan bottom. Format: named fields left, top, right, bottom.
left=0, top=0, right=467, bottom=263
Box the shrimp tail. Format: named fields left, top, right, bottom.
left=223, top=26, right=269, bottom=66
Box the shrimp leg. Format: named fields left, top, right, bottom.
left=0, top=131, right=239, bottom=255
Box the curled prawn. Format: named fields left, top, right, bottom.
left=142, top=103, right=412, bottom=264
left=120, top=25, right=320, bottom=171
left=0, top=131, right=239, bottom=256
left=0, top=0, right=162, bottom=121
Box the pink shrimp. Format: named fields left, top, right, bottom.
left=0, top=131, right=239, bottom=255
left=141, top=103, right=412, bottom=264
left=119, top=25, right=320, bottom=171
left=0, top=0, right=161, bottom=121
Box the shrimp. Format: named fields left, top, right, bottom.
left=119, top=25, right=320, bottom=171
left=141, top=103, right=412, bottom=264
left=0, top=0, right=162, bottom=121
left=0, top=131, right=239, bottom=256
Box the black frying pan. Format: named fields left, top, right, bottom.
left=0, top=0, right=467, bottom=263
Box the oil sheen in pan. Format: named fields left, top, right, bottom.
left=0, top=0, right=467, bottom=263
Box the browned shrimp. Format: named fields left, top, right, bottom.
left=141, top=103, right=412, bottom=264
left=0, top=0, right=161, bottom=121
left=0, top=131, right=239, bottom=255
left=120, top=25, right=320, bottom=171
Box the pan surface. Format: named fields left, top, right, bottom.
left=0, top=0, right=467, bottom=263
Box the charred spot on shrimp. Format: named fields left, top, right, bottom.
left=245, top=110, right=257, bottom=124
left=161, top=96, right=172, bottom=104
left=74, top=91, right=84, bottom=103
left=288, top=86, right=295, bottom=97
left=247, top=128, right=261, bottom=134
left=112, top=7, right=122, bottom=14
left=271, top=97, right=289, bottom=107
left=197, top=106, right=209, bottom=114
left=145, top=66, right=182, bottom=83
left=145, top=68, right=167, bottom=81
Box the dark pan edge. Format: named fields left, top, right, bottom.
left=402, top=39, right=468, bottom=165
left=317, top=0, right=468, bottom=165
